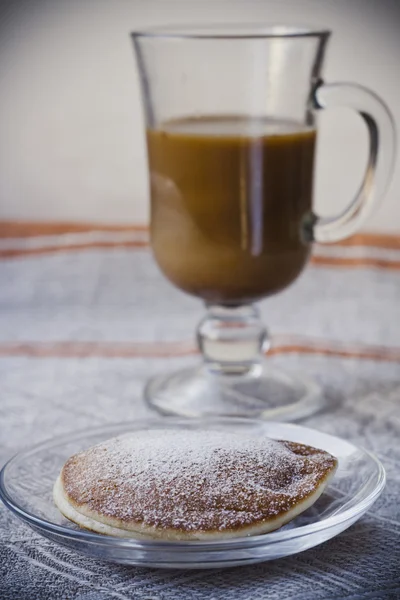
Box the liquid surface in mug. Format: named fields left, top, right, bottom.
left=147, top=116, right=316, bottom=305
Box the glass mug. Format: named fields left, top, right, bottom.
left=132, top=25, right=395, bottom=420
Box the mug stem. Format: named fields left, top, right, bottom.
left=145, top=303, right=322, bottom=420
left=196, top=304, right=270, bottom=376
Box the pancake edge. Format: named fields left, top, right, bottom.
left=53, top=465, right=337, bottom=541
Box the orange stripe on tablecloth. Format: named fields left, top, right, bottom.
left=0, top=340, right=399, bottom=362
left=0, top=341, right=196, bottom=358
left=310, top=255, right=400, bottom=270
left=269, top=343, right=400, bottom=362
left=1, top=242, right=400, bottom=270
left=332, top=232, right=400, bottom=250
left=0, top=240, right=148, bottom=259
left=0, top=221, right=399, bottom=249
left=0, top=220, right=148, bottom=238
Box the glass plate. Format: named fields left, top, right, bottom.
left=0, top=418, right=385, bottom=569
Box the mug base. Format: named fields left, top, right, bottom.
left=144, top=363, right=324, bottom=421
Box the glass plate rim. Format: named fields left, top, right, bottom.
left=0, top=417, right=386, bottom=550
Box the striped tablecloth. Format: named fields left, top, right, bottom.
left=1, top=221, right=399, bottom=600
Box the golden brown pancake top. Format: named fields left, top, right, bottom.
left=61, top=430, right=337, bottom=533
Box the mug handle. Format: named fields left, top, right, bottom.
left=307, top=81, right=396, bottom=243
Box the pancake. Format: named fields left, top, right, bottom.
left=53, top=429, right=337, bottom=540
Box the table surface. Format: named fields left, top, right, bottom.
left=0, top=224, right=400, bottom=600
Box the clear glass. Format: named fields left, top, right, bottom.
left=132, top=25, right=396, bottom=420
left=0, top=418, right=385, bottom=568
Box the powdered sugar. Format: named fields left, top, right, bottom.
left=61, top=429, right=337, bottom=533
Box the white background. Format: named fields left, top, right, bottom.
left=0, top=0, right=399, bottom=231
